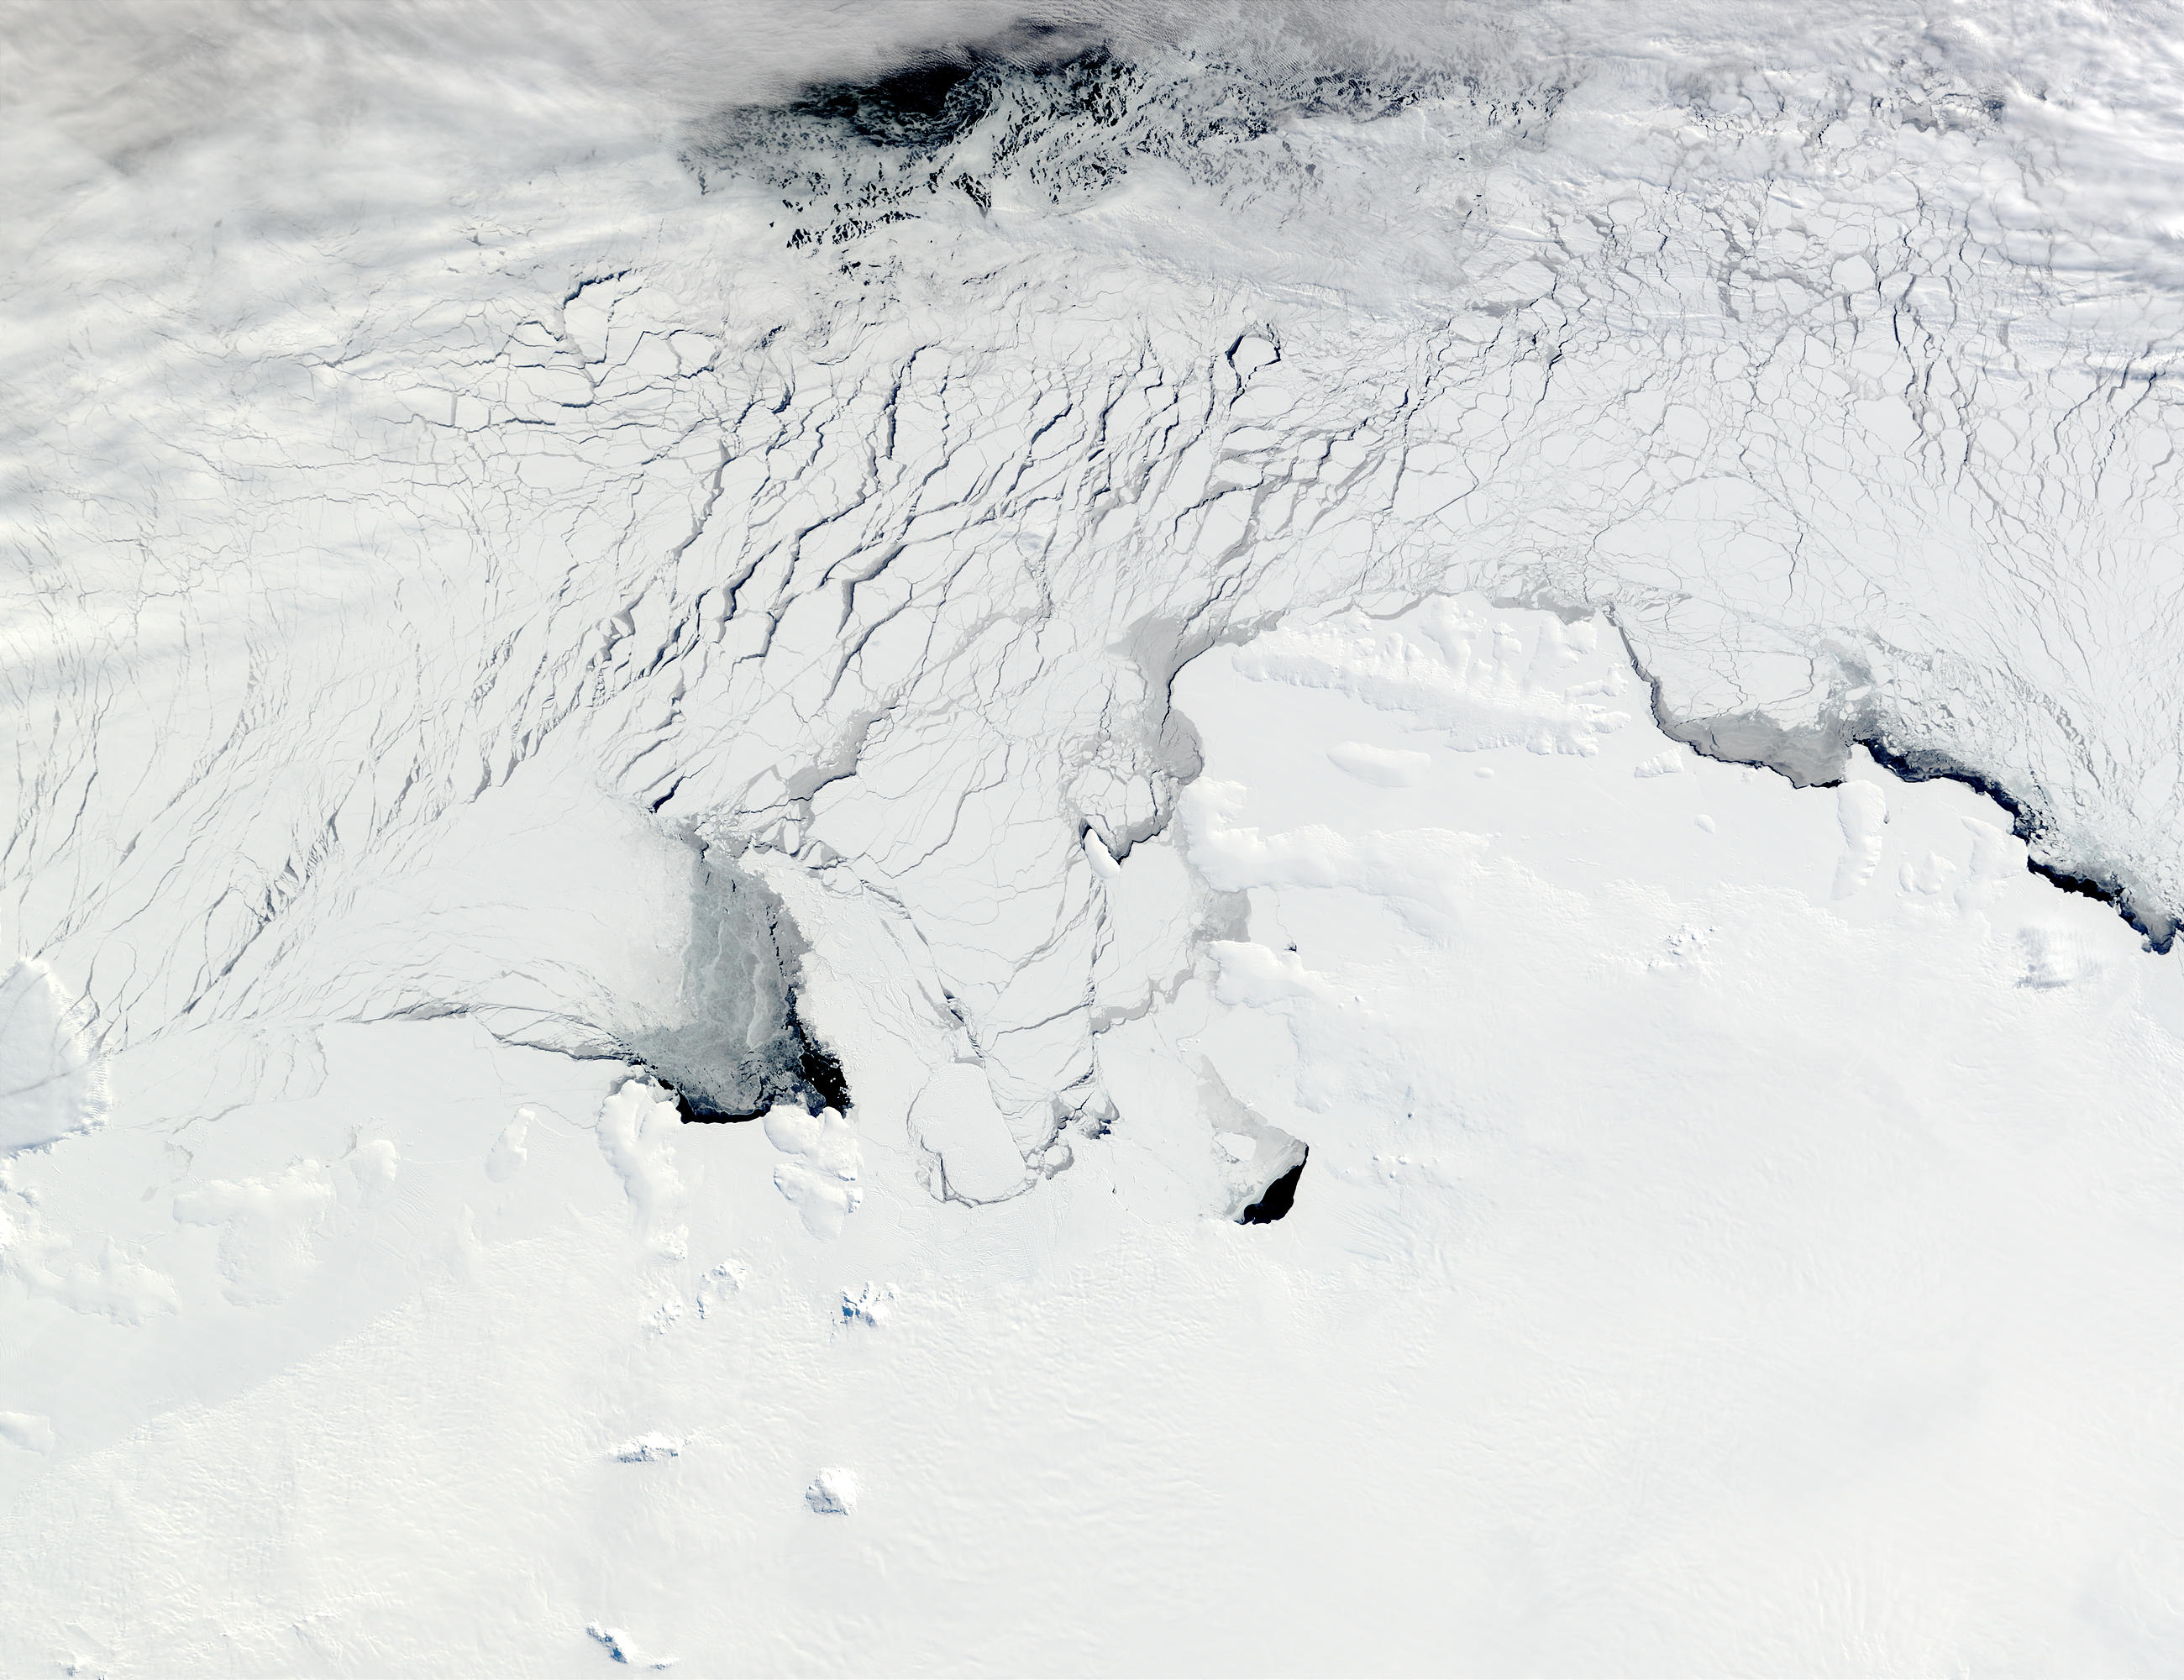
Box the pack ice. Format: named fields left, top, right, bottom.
left=4, top=4, right=2184, bottom=1673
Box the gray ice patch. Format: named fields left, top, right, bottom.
left=628, top=850, right=848, bottom=1121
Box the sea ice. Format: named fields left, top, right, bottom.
left=6, top=6, right=2184, bottom=1672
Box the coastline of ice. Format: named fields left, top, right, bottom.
left=5, top=595, right=2181, bottom=1672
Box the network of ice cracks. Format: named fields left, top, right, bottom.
left=9, top=22, right=2184, bottom=1188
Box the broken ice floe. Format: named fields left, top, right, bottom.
left=907, top=1063, right=1030, bottom=1204
left=685, top=43, right=1473, bottom=262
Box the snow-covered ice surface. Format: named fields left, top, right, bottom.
left=7, top=1, right=2184, bottom=1672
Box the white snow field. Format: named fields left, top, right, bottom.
left=6, top=1, right=2184, bottom=1673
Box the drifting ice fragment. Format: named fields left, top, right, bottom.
left=908, top=1063, right=1027, bottom=1202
